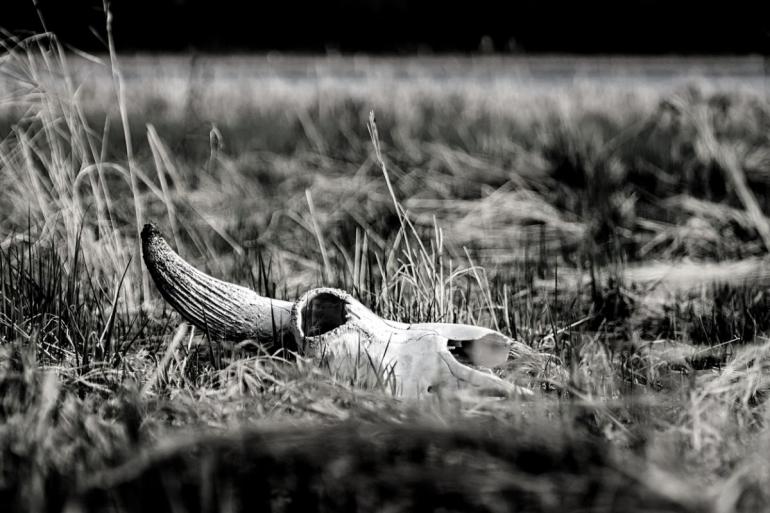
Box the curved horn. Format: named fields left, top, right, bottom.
left=141, top=223, right=293, bottom=348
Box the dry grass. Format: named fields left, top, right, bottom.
left=2, top=31, right=770, bottom=512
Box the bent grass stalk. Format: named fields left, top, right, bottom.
left=104, top=0, right=147, bottom=303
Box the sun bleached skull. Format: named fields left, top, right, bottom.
left=142, top=224, right=532, bottom=398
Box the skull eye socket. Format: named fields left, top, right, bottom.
left=301, top=293, right=348, bottom=337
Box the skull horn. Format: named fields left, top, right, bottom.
left=142, top=224, right=532, bottom=398
left=141, top=224, right=293, bottom=348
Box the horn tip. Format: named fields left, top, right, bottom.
left=141, top=222, right=161, bottom=244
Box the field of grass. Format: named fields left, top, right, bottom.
left=2, top=34, right=770, bottom=512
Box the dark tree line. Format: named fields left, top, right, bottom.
left=5, top=0, right=770, bottom=54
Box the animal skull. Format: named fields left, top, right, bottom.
left=142, top=224, right=532, bottom=398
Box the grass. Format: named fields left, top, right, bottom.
left=2, top=31, right=770, bottom=512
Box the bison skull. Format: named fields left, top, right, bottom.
left=142, top=224, right=532, bottom=398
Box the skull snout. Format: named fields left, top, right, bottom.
left=448, top=333, right=511, bottom=368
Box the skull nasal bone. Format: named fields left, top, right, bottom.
left=301, top=293, right=348, bottom=337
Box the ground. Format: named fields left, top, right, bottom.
left=1, top=36, right=770, bottom=512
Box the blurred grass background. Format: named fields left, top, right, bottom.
left=2, top=35, right=770, bottom=512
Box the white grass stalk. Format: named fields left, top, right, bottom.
left=103, top=1, right=148, bottom=302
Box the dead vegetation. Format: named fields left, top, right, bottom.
left=1, top=32, right=770, bottom=512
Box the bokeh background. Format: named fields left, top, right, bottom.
left=6, top=0, right=770, bottom=54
